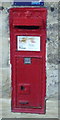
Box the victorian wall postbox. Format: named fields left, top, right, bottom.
left=9, top=7, right=47, bottom=114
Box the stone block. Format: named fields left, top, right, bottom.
left=2, top=67, right=11, bottom=98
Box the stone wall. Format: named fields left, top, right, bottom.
left=45, top=2, right=58, bottom=98
left=0, top=1, right=59, bottom=98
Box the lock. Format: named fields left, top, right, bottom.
left=20, top=85, right=25, bottom=90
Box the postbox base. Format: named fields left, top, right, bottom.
left=11, top=100, right=46, bottom=114
left=12, top=108, right=46, bottom=114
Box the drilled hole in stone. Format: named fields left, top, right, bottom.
left=50, top=7, right=54, bottom=12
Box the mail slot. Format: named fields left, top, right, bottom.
left=9, top=7, right=47, bottom=114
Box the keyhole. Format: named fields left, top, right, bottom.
left=20, top=86, right=25, bottom=90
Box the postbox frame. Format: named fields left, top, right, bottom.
left=9, top=7, right=47, bottom=114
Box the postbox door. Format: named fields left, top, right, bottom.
left=16, top=57, right=42, bottom=108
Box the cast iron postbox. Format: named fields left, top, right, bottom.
left=9, top=7, right=47, bottom=114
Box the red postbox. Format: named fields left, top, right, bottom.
left=9, top=7, right=47, bottom=114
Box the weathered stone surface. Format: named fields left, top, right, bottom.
left=2, top=68, right=11, bottom=98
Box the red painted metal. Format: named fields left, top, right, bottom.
left=9, top=7, right=47, bottom=114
